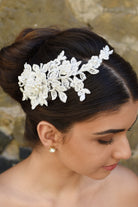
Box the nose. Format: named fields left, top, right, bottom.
left=112, top=135, right=131, bottom=160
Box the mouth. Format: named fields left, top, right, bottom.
left=103, top=163, right=118, bottom=171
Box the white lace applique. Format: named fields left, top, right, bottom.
left=18, top=45, right=113, bottom=109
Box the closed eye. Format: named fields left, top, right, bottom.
left=98, top=139, right=113, bottom=145
left=128, top=125, right=134, bottom=131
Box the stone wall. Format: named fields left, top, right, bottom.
left=0, top=0, right=138, bottom=174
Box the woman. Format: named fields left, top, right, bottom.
left=0, top=27, right=137, bottom=207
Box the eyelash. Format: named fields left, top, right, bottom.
left=98, top=139, right=113, bottom=145
left=98, top=128, right=133, bottom=145
left=97, top=121, right=137, bottom=145
left=128, top=127, right=133, bottom=131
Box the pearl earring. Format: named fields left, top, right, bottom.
left=49, top=147, right=56, bottom=153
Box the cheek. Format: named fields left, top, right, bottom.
left=58, top=135, right=110, bottom=174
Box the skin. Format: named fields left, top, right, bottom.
left=0, top=100, right=138, bottom=207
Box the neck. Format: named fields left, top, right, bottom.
left=24, top=147, right=82, bottom=196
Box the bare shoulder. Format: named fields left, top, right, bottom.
left=0, top=171, right=12, bottom=205
left=109, top=165, right=138, bottom=206
left=0, top=165, right=23, bottom=206
left=111, top=165, right=138, bottom=188
left=0, top=168, right=14, bottom=191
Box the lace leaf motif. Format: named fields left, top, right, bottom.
left=18, top=45, right=113, bottom=109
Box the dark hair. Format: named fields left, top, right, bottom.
left=0, top=27, right=138, bottom=143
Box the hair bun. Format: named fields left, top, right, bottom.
left=0, top=27, right=60, bottom=103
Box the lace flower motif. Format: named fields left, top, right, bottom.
left=18, top=45, right=113, bottom=109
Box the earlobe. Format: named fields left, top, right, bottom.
left=37, top=121, right=56, bottom=148
left=37, top=121, right=62, bottom=150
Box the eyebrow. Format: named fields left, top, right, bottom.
left=93, top=116, right=138, bottom=135
left=93, top=128, right=125, bottom=135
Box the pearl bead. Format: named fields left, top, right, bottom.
left=49, top=147, right=56, bottom=153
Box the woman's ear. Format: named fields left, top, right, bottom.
left=37, top=121, right=62, bottom=150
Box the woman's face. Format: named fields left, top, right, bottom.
left=58, top=101, right=138, bottom=180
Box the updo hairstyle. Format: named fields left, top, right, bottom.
left=0, top=27, right=138, bottom=143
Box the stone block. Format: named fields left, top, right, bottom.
left=0, top=131, right=13, bottom=153
left=19, top=147, right=32, bottom=160
left=0, top=155, right=19, bottom=174
left=2, top=139, right=19, bottom=160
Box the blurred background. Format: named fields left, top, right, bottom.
left=0, top=0, right=138, bottom=174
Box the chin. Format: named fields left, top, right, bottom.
left=88, top=171, right=110, bottom=180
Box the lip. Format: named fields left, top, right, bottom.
left=103, top=163, right=118, bottom=171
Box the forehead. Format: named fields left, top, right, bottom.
left=71, top=101, right=138, bottom=132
